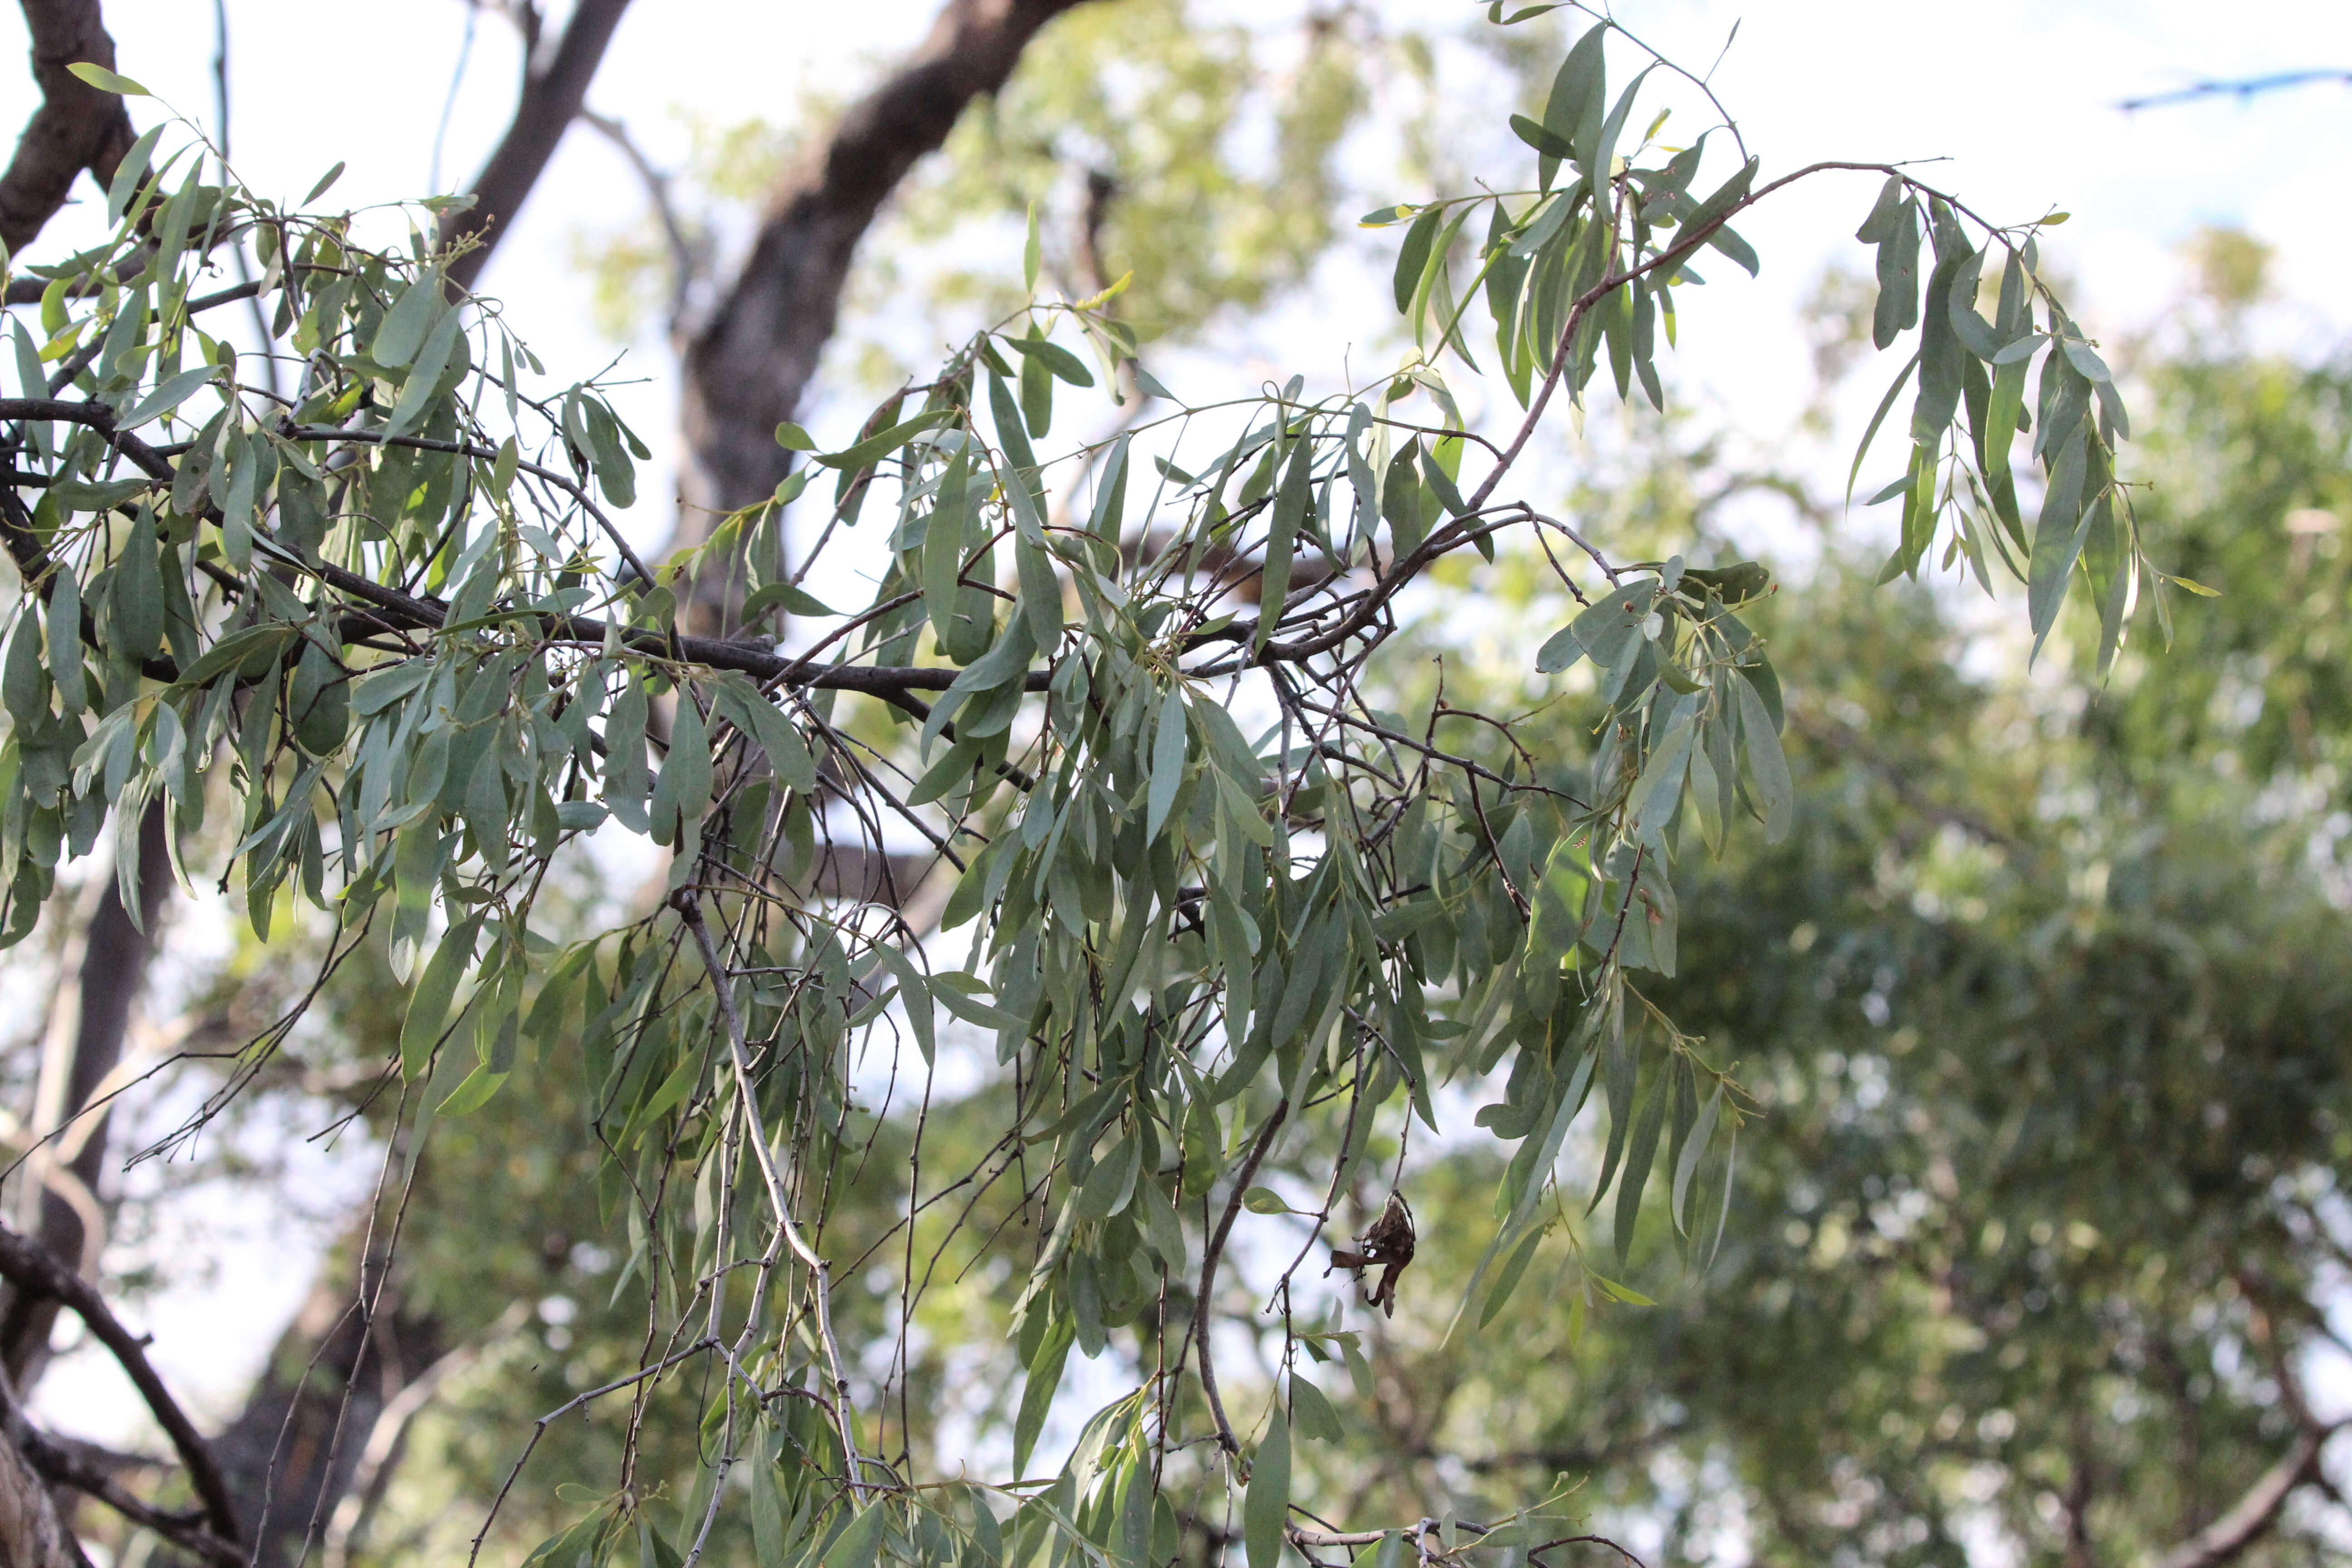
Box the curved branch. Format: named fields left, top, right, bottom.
left=676, top=894, right=872, bottom=1497
left=0, top=1220, right=241, bottom=1545
left=0, top=0, right=137, bottom=254
left=578, top=109, right=698, bottom=333
left=2153, top=1420, right=2343, bottom=1568
left=1195, top=1098, right=1289, bottom=1455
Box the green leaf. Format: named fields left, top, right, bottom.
left=373, top=278, right=444, bottom=369
left=1539, top=22, right=1610, bottom=182
left=2061, top=338, right=2113, bottom=384
left=3, top=611, right=47, bottom=726
left=1478, top=1225, right=1546, bottom=1329
left=2028, top=431, right=2090, bottom=650
left=1735, top=672, right=1792, bottom=842
left=823, top=1504, right=888, bottom=1568
left=1845, top=347, right=1924, bottom=504
left=116, top=366, right=216, bottom=431
left=1017, top=533, right=1063, bottom=649
left=303, top=162, right=346, bottom=204
left=1627, top=712, right=1696, bottom=847
left=874, top=944, right=935, bottom=1065
left=1289, top=1377, right=1344, bottom=1444
left=1671, top=1082, right=1723, bottom=1234
left=1243, top=1402, right=1290, bottom=1568
left=1074, top=1133, right=1140, bottom=1219
left=741, top=581, right=836, bottom=620
left=650, top=691, right=713, bottom=845
left=774, top=421, right=816, bottom=451
left=1613, top=1074, right=1668, bottom=1265
left=1139, top=1174, right=1186, bottom=1266
left=352, top=660, right=430, bottom=716
left=1254, top=439, right=1313, bottom=655
left=1012, top=1318, right=1073, bottom=1475
left=1392, top=208, right=1441, bottom=315
left=1004, top=335, right=1096, bottom=388
left=401, top=916, right=482, bottom=1080
left=383, top=304, right=463, bottom=437
left=113, top=507, right=163, bottom=661
left=1023, top=199, right=1042, bottom=295
left=1508, top=113, right=1575, bottom=161
left=1589, top=1273, right=1655, bottom=1306
left=66, top=61, right=148, bottom=96
left=1146, top=688, right=1188, bottom=841
left=1535, top=622, right=1584, bottom=674
left=814, top=409, right=955, bottom=470
left=437, top=1062, right=508, bottom=1116
left=46, top=569, right=83, bottom=715
left=712, top=679, right=819, bottom=794
left=1240, top=1186, right=1290, bottom=1215
left=103, top=124, right=166, bottom=226
left=1019, top=346, right=1054, bottom=440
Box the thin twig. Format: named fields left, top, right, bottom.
left=1196, top=1099, right=1289, bottom=1455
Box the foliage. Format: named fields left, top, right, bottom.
left=0, top=20, right=2182, bottom=1568
left=1214, top=336, right=2352, bottom=1568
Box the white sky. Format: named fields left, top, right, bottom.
left=5, top=0, right=2350, bottom=1502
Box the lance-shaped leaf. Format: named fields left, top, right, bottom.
left=1243, top=1402, right=1291, bottom=1568
left=1254, top=439, right=1314, bottom=655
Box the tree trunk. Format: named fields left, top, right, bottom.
left=441, top=0, right=636, bottom=293
left=209, top=1226, right=444, bottom=1568
left=0, top=800, right=171, bottom=1387
left=0, top=1433, right=74, bottom=1568
left=675, top=0, right=1095, bottom=625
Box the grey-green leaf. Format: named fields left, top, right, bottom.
left=1243, top=1402, right=1291, bottom=1568
left=1146, top=689, right=1188, bottom=841
left=1735, top=673, right=1792, bottom=842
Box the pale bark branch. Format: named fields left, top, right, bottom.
left=2153, top=1420, right=2343, bottom=1568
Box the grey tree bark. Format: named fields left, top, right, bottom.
left=0, top=801, right=170, bottom=1387
left=673, top=0, right=1095, bottom=627
left=0, top=0, right=135, bottom=255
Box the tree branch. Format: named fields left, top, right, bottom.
left=441, top=0, right=634, bottom=291
left=679, top=0, right=1096, bottom=519
left=578, top=108, right=698, bottom=333
left=0, top=1220, right=241, bottom=1545
left=0, top=0, right=137, bottom=254
left=2153, top=1420, right=2343, bottom=1568
left=1196, top=1099, right=1288, bottom=1455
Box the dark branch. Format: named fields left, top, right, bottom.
left=679, top=0, right=1096, bottom=518
left=0, top=0, right=137, bottom=254
left=1195, top=1099, right=1288, bottom=1455
left=441, top=0, right=634, bottom=291
left=0, top=1220, right=241, bottom=1545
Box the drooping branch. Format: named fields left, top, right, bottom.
left=578, top=108, right=699, bottom=334
left=0, top=0, right=137, bottom=254
left=678, top=0, right=1097, bottom=522
left=1195, top=1099, right=1289, bottom=1456
left=440, top=0, right=634, bottom=291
